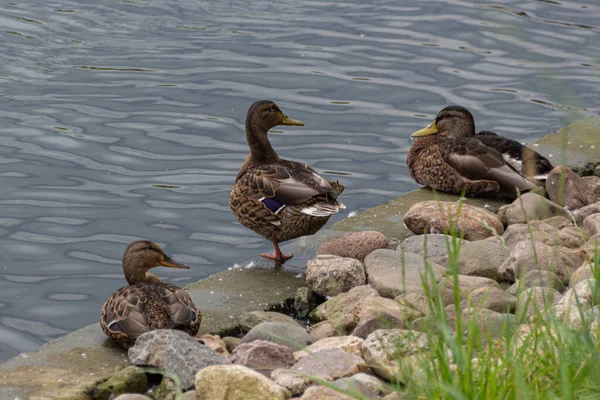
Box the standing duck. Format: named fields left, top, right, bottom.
left=426, top=106, right=553, bottom=179
left=101, top=240, right=201, bottom=347
left=230, top=100, right=345, bottom=263
left=408, top=107, right=540, bottom=198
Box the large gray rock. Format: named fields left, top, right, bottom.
left=333, top=373, right=388, bottom=399
left=238, top=311, right=301, bottom=333
left=271, top=369, right=311, bottom=396
left=583, top=213, right=600, bottom=237
left=290, top=348, right=366, bottom=380
left=365, top=249, right=446, bottom=298
left=502, top=193, right=570, bottom=225
left=546, top=165, right=595, bottom=210
left=316, top=231, right=389, bottom=262
left=497, top=241, right=575, bottom=284
left=516, top=287, right=561, bottom=320
left=574, top=201, right=600, bottom=225
left=439, top=275, right=499, bottom=305
left=445, top=306, right=515, bottom=340
left=351, top=312, right=406, bottom=339
left=507, top=270, right=566, bottom=295
left=466, top=286, right=517, bottom=313
left=294, top=336, right=364, bottom=360
left=231, top=340, right=296, bottom=377
left=309, top=286, right=421, bottom=335
left=557, top=279, right=600, bottom=308
left=361, top=329, right=429, bottom=382
left=127, top=329, right=230, bottom=389
left=404, top=201, right=504, bottom=241
left=241, top=322, right=314, bottom=352
left=300, top=386, right=356, bottom=400
left=570, top=263, right=599, bottom=288
left=195, top=364, right=291, bottom=400
left=306, top=255, right=366, bottom=297
left=455, top=240, right=509, bottom=281
left=397, top=234, right=457, bottom=264
left=502, top=222, right=584, bottom=250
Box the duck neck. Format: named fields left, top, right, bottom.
left=246, top=121, right=279, bottom=163
left=123, top=264, right=156, bottom=285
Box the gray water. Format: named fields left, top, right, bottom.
left=1, top=0, right=599, bottom=361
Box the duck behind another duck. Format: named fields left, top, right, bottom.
left=230, top=100, right=345, bottom=263
left=408, top=106, right=541, bottom=198
left=101, top=240, right=201, bottom=347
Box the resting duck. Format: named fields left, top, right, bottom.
left=101, top=240, right=201, bottom=347
left=429, top=106, right=553, bottom=179
left=230, top=100, right=345, bottom=263
left=408, top=106, right=540, bottom=198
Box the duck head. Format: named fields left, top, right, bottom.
left=122, top=240, right=188, bottom=284
left=411, top=105, right=475, bottom=139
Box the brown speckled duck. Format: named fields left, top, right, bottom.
left=230, top=100, right=345, bottom=263
left=408, top=106, right=541, bottom=198
left=101, top=240, right=200, bottom=347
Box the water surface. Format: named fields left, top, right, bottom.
left=1, top=0, right=600, bottom=360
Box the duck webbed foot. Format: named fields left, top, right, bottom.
left=261, top=237, right=293, bottom=263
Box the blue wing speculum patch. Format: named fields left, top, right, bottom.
left=259, top=197, right=286, bottom=214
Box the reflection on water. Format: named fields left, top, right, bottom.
left=1, top=0, right=600, bottom=360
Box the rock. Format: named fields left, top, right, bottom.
left=300, top=386, right=355, bottom=400
left=502, top=222, right=584, bottom=250
left=361, top=329, right=429, bottom=382
left=506, top=270, right=566, bottom=295
left=294, top=336, right=364, bottom=360
left=439, top=275, right=499, bottom=305
left=231, top=340, right=296, bottom=377
left=497, top=241, right=575, bottom=284
left=455, top=240, right=509, bottom=281
left=114, top=395, right=152, bottom=400
left=502, top=193, right=570, bottom=225
left=447, top=307, right=515, bottom=340
left=128, top=330, right=230, bottom=389
left=316, top=231, right=389, bottom=262
left=307, top=321, right=339, bottom=341
left=294, top=288, right=314, bottom=319
left=306, top=255, right=366, bottom=297
left=194, top=364, right=291, bottom=400
left=466, top=286, right=517, bottom=313
left=557, top=279, right=600, bottom=307
left=93, top=366, right=148, bottom=400
left=570, top=264, right=598, bottom=288
left=546, top=165, right=594, bottom=210
left=351, top=312, right=406, bottom=339
left=397, top=234, right=457, bottom=264
left=333, top=373, right=388, bottom=399
left=151, top=378, right=177, bottom=400
left=542, top=216, right=574, bottom=230
left=516, top=287, right=562, bottom=320
left=198, top=334, right=230, bottom=358
left=583, top=176, right=600, bottom=198
left=238, top=311, right=301, bottom=333
left=183, top=391, right=196, bottom=400
left=365, top=249, right=446, bottom=298
left=241, top=322, right=314, bottom=352
left=290, top=348, right=366, bottom=380
left=396, top=291, right=431, bottom=315
left=271, top=369, right=312, bottom=396
left=310, top=286, right=421, bottom=334
left=222, top=336, right=242, bottom=353
left=583, top=213, right=600, bottom=237
left=574, top=201, right=600, bottom=225
left=404, top=201, right=504, bottom=240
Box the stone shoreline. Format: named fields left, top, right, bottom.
left=1, top=116, right=599, bottom=399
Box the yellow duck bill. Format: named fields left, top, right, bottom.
left=281, top=115, right=305, bottom=126
left=411, top=120, right=439, bottom=137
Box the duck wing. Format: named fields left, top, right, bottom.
left=476, top=131, right=553, bottom=177
left=236, top=160, right=341, bottom=206
left=101, top=284, right=200, bottom=345
left=440, top=138, right=537, bottom=195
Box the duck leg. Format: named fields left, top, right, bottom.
left=260, top=236, right=293, bottom=262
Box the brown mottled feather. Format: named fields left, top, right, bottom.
left=100, top=241, right=201, bottom=347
